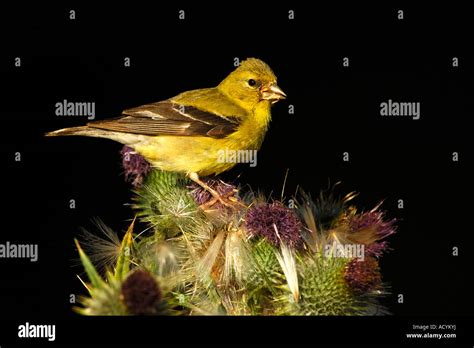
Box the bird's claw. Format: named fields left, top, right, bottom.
left=199, top=189, right=246, bottom=211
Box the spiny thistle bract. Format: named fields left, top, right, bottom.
left=74, top=168, right=396, bottom=316
left=283, top=254, right=355, bottom=315
left=132, top=169, right=205, bottom=239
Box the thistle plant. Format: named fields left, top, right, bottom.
left=74, top=168, right=396, bottom=316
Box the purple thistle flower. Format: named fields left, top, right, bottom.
left=120, top=146, right=151, bottom=187
left=365, top=241, right=390, bottom=257
left=245, top=202, right=302, bottom=248
left=189, top=179, right=238, bottom=208
left=344, top=256, right=382, bottom=295
left=350, top=210, right=396, bottom=239
left=349, top=210, right=396, bottom=257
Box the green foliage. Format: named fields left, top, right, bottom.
left=74, top=239, right=126, bottom=315
left=75, top=271, right=126, bottom=315
left=114, top=219, right=134, bottom=281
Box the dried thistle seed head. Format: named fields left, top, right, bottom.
left=121, top=269, right=162, bottom=315
left=298, top=187, right=347, bottom=231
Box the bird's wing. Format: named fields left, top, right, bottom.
left=87, top=99, right=241, bottom=139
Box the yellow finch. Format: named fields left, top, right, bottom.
left=46, top=58, right=286, bottom=203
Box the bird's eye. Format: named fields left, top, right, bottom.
left=248, top=79, right=257, bottom=87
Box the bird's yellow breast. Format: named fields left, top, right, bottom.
left=134, top=101, right=272, bottom=177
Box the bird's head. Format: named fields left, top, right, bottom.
left=218, top=58, right=286, bottom=110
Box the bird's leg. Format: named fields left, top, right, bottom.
left=188, top=172, right=237, bottom=209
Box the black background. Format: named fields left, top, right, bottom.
left=0, top=2, right=473, bottom=346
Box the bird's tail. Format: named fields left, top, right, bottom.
left=45, top=126, right=115, bottom=139
left=45, top=126, right=144, bottom=146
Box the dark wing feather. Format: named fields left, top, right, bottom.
left=87, top=100, right=240, bottom=139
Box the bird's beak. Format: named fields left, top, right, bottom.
left=261, top=83, right=287, bottom=103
